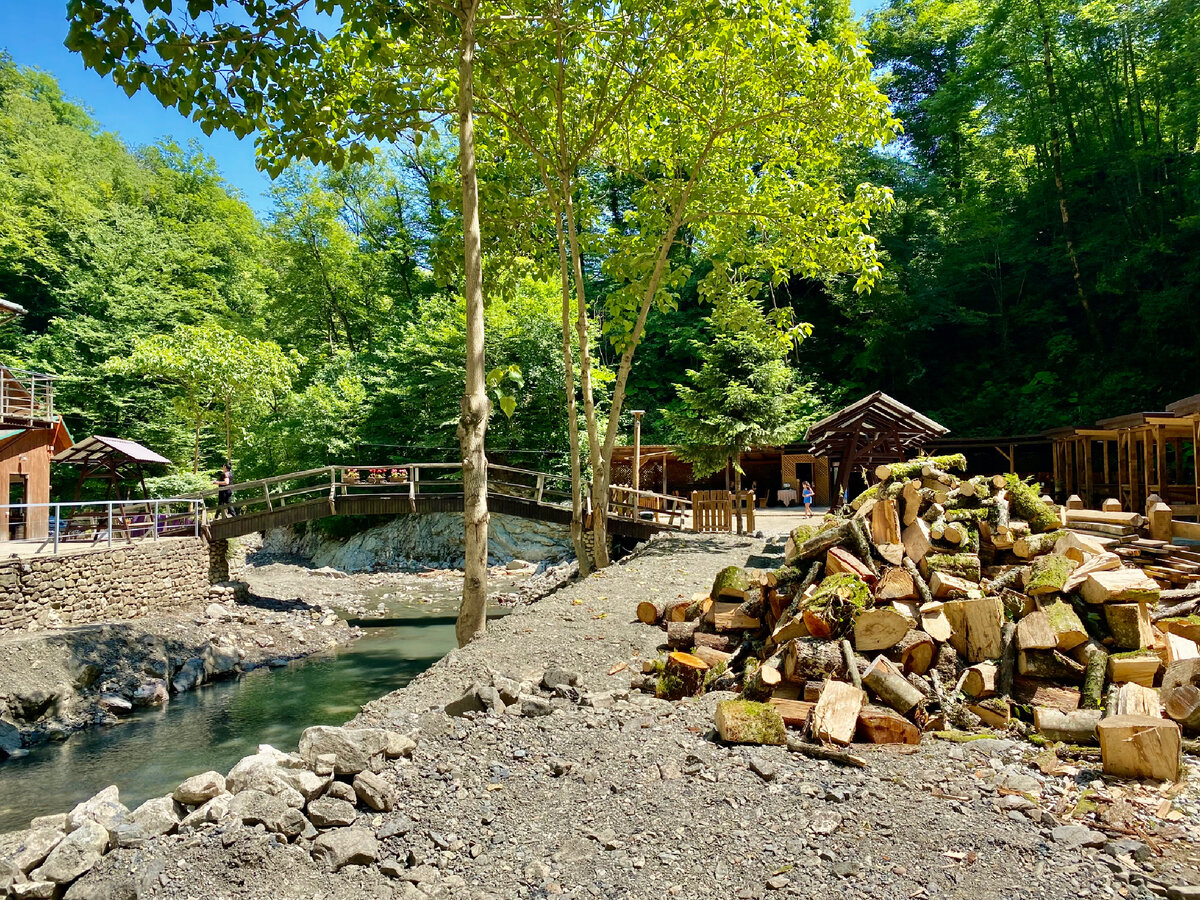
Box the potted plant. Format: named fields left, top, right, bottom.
left=388, top=467, right=409, bottom=484
left=367, top=468, right=385, bottom=485
left=343, top=468, right=361, bottom=485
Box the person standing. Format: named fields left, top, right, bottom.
left=216, top=462, right=233, bottom=516
left=802, top=480, right=815, bottom=516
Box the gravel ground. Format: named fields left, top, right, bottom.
left=8, top=532, right=1199, bottom=900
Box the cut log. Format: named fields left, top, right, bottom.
left=1016, top=609, right=1058, bottom=651
left=1080, top=569, right=1161, bottom=606
left=969, top=699, right=1011, bottom=729
left=666, top=621, right=699, bottom=650
left=856, top=705, right=920, bottom=745
left=891, top=599, right=920, bottom=624
left=1013, top=529, right=1068, bottom=559
left=711, top=602, right=761, bottom=632
left=870, top=498, right=902, bottom=545
left=637, top=600, right=669, bottom=626
left=768, top=697, right=815, bottom=729
left=826, top=547, right=876, bottom=586
left=1115, top=682, right=1161, bottom=718
left=997, top=622, right=1017, bottom=698
left=1013, top=677, right=1081, bottom=711
left=810, top=679, right=866, bottom=746
left=683, top=593, right=713, bottom=622
left=901, top=479, right=922, bottom=527
left=783, top=639, right=847, bottom=682
left=919, top=601, right=953, bottom=643
left=712, top=566, right=752, bottom=601
left=1105, top=602, right=1154, bottom=650
left=888, top=629, right=936, bottom=676
left=714, top=699, right=787, bottom=745
left=792, top=522, right=857, bottom=563
left=929, top=571, right=977, bottom=600
left=1018, top=649, right=1086, bottom=680
left=742, top=651, right=785, bottom=703
left=1026, top=555, right=1078, bottom=596
left=1163, top=631, right=1199, bottom=665
left=1061, top=551, right=1121, bottom=593
left=962, top=596, right=1005, bottom=663
left=1034, top=707, right=1102, bottom=744
left=1041, top=598, right=1088, bottom=651
left=659, top=651, right=709, bottom=700
left=902, top=519, right=932, bottom=565
left=1080, top=644, right=1109, bottom=709
left=987, top=566, right=1029, bottom=595
left=1098, top=715, right=1181, bottom=782
left=921, top=553, right=982, bottom=584
left=1158, top=616, right=1200, bottom=643
left=1056, top=530, right=1110, bottom=561
left=862, top=654, right=924, bottom=716
left=767, top=614, right=808, bottom=650
left=1107, top=651, right=1162, bottom=686
left=960, top=663, right=998, bottom=699
left=876, top=567, right=917, bottom=601
left=692, top=632, right=736, bottom=653
left=1163, top=684, right=1200, bottom=730
left=692, top=645, right=732, bottom=669
left=1161, top=658, right=1200, bottom=704
left=1004, top=475, right=1061, bottom=534
left=800, top=573, right=871, bottom=640
left=853, top=607, right=911, bottom=652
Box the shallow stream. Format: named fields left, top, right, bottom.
left=0, top=581, right=503, bottom=833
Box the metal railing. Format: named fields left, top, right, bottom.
left=0, top=367, right=55, bottom=427
left=0, top=498, right=203, bottom=552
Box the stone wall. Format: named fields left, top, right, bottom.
left=0, top=538, right=218, bottom=635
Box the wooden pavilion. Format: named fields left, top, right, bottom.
left=1049, top=396, right=1200, bottom=515
left=805, top=392, right=949, bottom=506
left=52, top=435, right=173, bottom=500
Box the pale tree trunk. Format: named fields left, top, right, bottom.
left=734, top=452, right=743, bottom=535
left=562, top=181, right=603, bottom=486
left=552, top=200, right=591, bottom=574
left=455, top=0, right=490, bottom=647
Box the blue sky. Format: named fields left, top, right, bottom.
left=2, top=1, right=882, bottom=218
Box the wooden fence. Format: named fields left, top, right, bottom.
left=691, top=490, right=733, bottom=533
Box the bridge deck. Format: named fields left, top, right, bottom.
left=199, top=465, right=688, bottom=543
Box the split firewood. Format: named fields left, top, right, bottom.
left=1080, top=569, right=1161, bottom=606
left=999, top=587, right=1034, bottom=620
left=1018, top=649, right=1086, bottom=680
left=921, top=552, right=982, bottom=584
left=769, top=698, right=815, bottom=729
left=876, top=566, right=917, bottom=601
left=902, top=519, right=932, bottom=565
left=997, top=622, right=1017, bottom=698
left=712, top=566, right=753, bottom=601
left=901, top=479, right=922, bottom=527
left=742, top=650, right=785, bottom=703
left=1164, top=684, right=1200, bottom=730
left=1098, top=715, right=1181, bottom=782
left=1013, top=677, right=1081, bottom=711
left=1105, top=602, right=1154, bottom=650
left=856, top=705, right=920, bottom=745
left=1078, top=642, right=1109, bottom=709
left=1055, top=530, right=1110, bottom=562
left=1016, top=608, right=1057, bottom=651
left=1040, top=598, right=1088, bottom=651
left=1061, top=551, right=1121, bottom=593
left=1107, top=650, right=1161, bottom=686
left=683, top=593, right=713, bottom=622
left=1033, top=707, right=1102, bottom=744
left=929, top=570, right=977, bottom=600
left=1013, top=529, right=1068, bottom=559
left=766, top=613, right=808, bottom=650
left=862, top=654, right=924, bottom=716
left=810, top=679, right=865, bottom=746
left=1159, top=615, right=1200, bottom=642
left=1026, top=555, right=1078, bottom=595
left=1114, top=682, right=1162, bottom=718
left=888, top=629, right=936, bottom=676
left=961, top=595, right=1004, bottom=663
left=968, top=699, right=1011, bottom=729
left=692, top=632, right=736, bottom=653
left=1163, top=631, right=1199, bottom=665
left=853, top=607, right=911, bottom=652
left=714, top=699, right=786, bottom=745
left=919, top=601, right=953, bottom=642
left=826, top=547, right=876, bottom=586
left=986, top=565, right=1028, bottom=594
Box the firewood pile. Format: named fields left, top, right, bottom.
left=632, top=454, right=1200, bottom=780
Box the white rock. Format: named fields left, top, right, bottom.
left=127, top=797, right=181, bottom=837
left=173, top=772, right=226, bottom=806
left=30, top=820, right=108, bottom=884
left=65, top=787, right=127, bottom=838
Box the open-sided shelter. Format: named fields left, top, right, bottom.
left=805, top=392, right=949, bottom=506
left=52, top=435, right=172, bottom=501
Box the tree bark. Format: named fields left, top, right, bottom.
left=455, top=0, right=490, bottom=648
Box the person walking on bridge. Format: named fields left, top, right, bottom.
left=216, top=462, right=234, bottom=517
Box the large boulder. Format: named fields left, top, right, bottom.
left=225, top=748, right=326, bottom=803
left=228, top=791, right=291, bottom=833
left=170, top=658, right=205, bottom=694
left=1, top=719, right=23, bottom=756
left=126, top=797, right=181, bottom=838
left=30, top=820, right=108, bottom=884
left=310, top=827, right=377, bottom=871
left=172, top=772, right=226, bottom=806
left=203, top=645, right=240, bottom=678
left=66, top=787, right=127, bottom=840
left=298, top=726, right=413, bottom=775
left=179, top=793, right=233, bottom=828
left=1, top=828, right=64, bottom=875
left=131, top=681, right=168, bottom=708
left=306, top=798, right=357, bottom=829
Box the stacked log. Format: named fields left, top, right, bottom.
left=632, top=457, right=1192, bottom=781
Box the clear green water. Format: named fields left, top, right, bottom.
left=0, top=602, right=473, bottom=833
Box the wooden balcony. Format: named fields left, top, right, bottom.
left=0, top=366, right=55, bottom=429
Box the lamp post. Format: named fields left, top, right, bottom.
left=632, top=410, right=645, bottom=493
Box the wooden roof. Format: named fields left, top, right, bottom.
left=804, top=392, right=948, bottom=462
left=1166, top=393, right=1200, bottom=416
left=53, top=435, right=171, bottom=468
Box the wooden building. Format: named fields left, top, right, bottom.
left=0, top=365, right=72, bottom=540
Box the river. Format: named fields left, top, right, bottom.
left=0, top=583, right=500, bottom=833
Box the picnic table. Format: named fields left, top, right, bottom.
left=777, top=489, right=798, bottom=507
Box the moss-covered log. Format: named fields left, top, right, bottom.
left=1080, top=643, right=1109, bottom=709
left=792, top=521, right=857, bottom=563
left=923, top=553, right=982, bottom=583
left=1041, top=598, right=1088, bottom=650
left=875, top=454, right=968, bottom=483
left=1027, top=554, right=1079, bottom=596
left=902, top=557, right=934, bottom=604
left=714, top=699, right=787, bottom=745
left=784, top=638, right=848, bottom=681
left=783, top=524, right=819, bottom=566
left=1013, top=529, right=1069, bottom=559
left=712, top=566, right=753, bottom=601
left=1005, top=474, right=1061, bottom=534
left=802, top=573, right=871, bottom=638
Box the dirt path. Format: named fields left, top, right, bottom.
left=6, top=533, right=1198, bottom=900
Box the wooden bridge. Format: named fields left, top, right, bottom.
left=193, top=463, right=694, bottom=543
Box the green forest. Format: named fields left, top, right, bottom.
left=2, top=0, right=1199, bottom=493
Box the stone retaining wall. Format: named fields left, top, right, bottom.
left=0, top=538, right=220, bottom=635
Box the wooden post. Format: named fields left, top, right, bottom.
left=1083, top=439, right=1093, bottom=507
left=1149, top=501, right=1173, bottom=543
left=1102, top=497, right=1122, bottom=512
left=1157, top=425, right=1168, bottom=496
left=631, top=410, right=644, bottom=494
left=1142, top=429, right=1152, bottom=511
left=1193, top=414, right=1200, bottom=512
left=263, top=482, right=273, bottom=511
left=1102, top=440, right=1110, bottom=493
left=1066, top=494, right=1083, bottom=510
left=1052, top=440, right=1062, bottom=494
left=535, top=473, right=545, bottom=505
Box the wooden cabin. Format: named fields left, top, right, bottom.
left=0, top=416, right=72, bottom=541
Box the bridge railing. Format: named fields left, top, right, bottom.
left=608, top=484, right=691, bottom=528
left=0, top=498, right=202, bottom=552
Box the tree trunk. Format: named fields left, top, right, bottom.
left=455, top=0, right=489, bottom=648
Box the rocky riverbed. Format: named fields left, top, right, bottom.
left=2, top=533, right=1198, bottom=900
